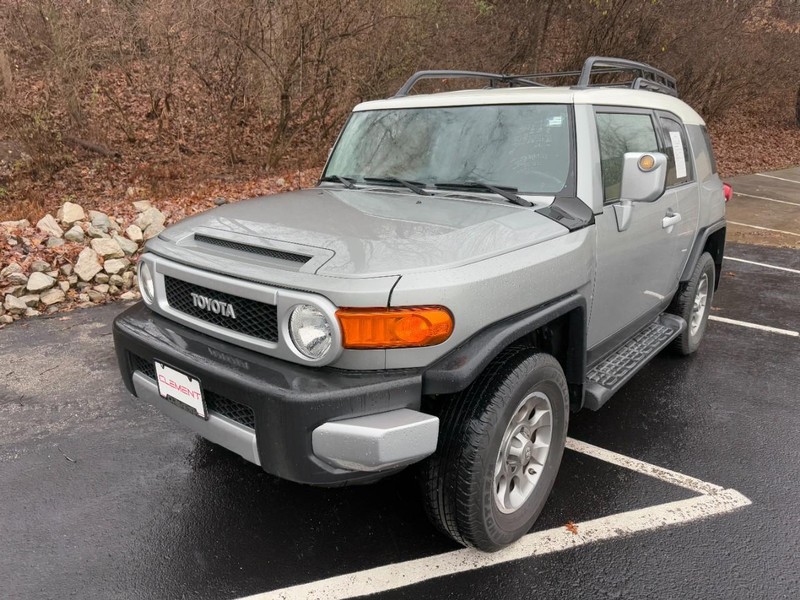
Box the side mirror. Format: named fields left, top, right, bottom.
left=614, top=152, right=668, bottom=232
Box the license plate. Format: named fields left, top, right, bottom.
left=155, top=361, right=207, bottom=419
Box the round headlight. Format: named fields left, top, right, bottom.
left=137, top=260, right=155, bottom=305
left=289, top=304, right=333, bottom=360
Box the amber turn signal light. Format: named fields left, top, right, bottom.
left=336, top=306, right=454, bottom=349
left=638, top=154, right=656, bottom=172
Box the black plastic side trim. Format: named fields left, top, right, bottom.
left=536, top=197, right=596, bottom=231
left=681, top=219, right=726, bottom=282
left=422, top=293, right=587, bottom=397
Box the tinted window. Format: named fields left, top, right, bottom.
left=595, top=112, right=659, bottom=202
left=325, top=104, right=573, bottom=195
left=660, top=116, right=693, bottom=187
left=700, top=125, right=718, bottom=174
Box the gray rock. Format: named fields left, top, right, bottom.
left=24, top=307, right=41, bottom=317
left=4, top=285, right=24, bottom=296
left=94, top=273, right=110, bottom=284
left=0, top=219, right=30, bottom=230
left=30, top=260, right=50, bottom=273
left=109, top=274, right=125, bottom=287
left=88, top=210, right=112, bottom=231
left=58, top=281, right=70, bottom=293
left=0, top=314, right=13, bottom=324
left=75, top=248, right=103, bottom=282
left=93, top=284, right=110, bottom=294
left=76, top=281, right=91, bottom=291
left=113, top=235, right=138, bottom=256
left=0, top=263, right=22, bottom=278
left=40, top=288, right=66, bottom=306
left=7, top=272, right=28, bottom=286
left=46, top=270, right=59, bottom=278
left=57, top=202, right=86, bottom=225
left=87, top=290, right=106, bottom=303
left=125, top=224, right=143, bottom=243
left=46, top=237, right=65, bottom=248
left=26, top=272, right=56, bottom=292
left=109, top=285, right=120, bottom=295
left=132, top=200, right=152, bottom=212
left=19, top=294, right=40, bottom=307
left=60, top=264, right=73, bottom=276
left=36, top=214, right=64, bottom=237
left=3, top=294, right=27, bottom=314
left=119, top=290, right=139, bottom=301
left=64, top=225, right=85, bottom=243
left=78, top=293, right=90, bottom=303
left=91, top=237, right=124, bottom=259
left=6, top=236, right=18, bottom=246
left=276, top=177, right=286, bottom=187
left=122, top=271, right=135, bottom=289
left=214, top=197, right=227, bottom=206
left=87, top=225, right=109, bottom=239
left=104, top=257, right=130, bottom=275
left=67, top=275, right=78, bottom=285
left=143, top=223, right=165, bottom=240
left=135, top=207, right=166, bottom=232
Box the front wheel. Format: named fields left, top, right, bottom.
left=419, top=348, right=569, bottom=551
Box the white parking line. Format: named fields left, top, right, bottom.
left=724, top=256, right=800, bottom=275
left=733, top=191, right=800, bottom=207
left=238, top=440, right=751, bottom=600
left=709, top=315, right=799, bottom=337
left=756, top=173, right=800, bottom=185
left=727, top=221, right=800, bottom=237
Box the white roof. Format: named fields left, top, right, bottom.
left=354, top=86, right=705, bottom=126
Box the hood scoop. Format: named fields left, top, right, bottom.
left=183, top=228, right=334, bottom=274
left=195, top=233, right=311, bottom=264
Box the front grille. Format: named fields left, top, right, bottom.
left=163, top=276, right=278, bottom=342
left=195, top=234, right=310, bottom=264
left=129, top=353, right=256, bottom=430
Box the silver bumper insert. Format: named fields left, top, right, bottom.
left=312, top=409, right=439, bottom=472
left=131, top=372, right=260, bottom=466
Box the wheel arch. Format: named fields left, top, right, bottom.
left=681, top=220, right=726, bottom=289
left=422, top=293, right=587, bottom=411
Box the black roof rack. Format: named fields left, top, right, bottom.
left=394, top=56, right=678, bottom=98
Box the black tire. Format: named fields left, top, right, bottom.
left=668, top=252, right=715, bottom=355
left=419, top=347, right=569, bottom=551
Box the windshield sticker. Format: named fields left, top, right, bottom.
left=669, top=131, right=687, bottom=178
left=547, top=116, right=563, bottom=127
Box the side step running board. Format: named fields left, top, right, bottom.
left=583, top=314, right=686, bottom=411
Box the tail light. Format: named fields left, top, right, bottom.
left=722, top=182, right=733, bottom=202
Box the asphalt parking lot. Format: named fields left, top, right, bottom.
left=2, top=169, right=799, bottom=600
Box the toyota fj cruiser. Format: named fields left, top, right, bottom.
left=113, top=57, right=728, bottom=551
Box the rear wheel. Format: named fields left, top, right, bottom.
left=420, top=348, right=569, bottom=551
left=669, top=252, right=715, bottom=355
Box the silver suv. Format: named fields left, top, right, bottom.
left=113, top=57, right=727, bottom=551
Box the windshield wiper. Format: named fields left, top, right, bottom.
left=363, top=176, right=431, bottom=196
left=434, top=181, right=532, bottom=207
left=319, top=175, right=357, bottom=189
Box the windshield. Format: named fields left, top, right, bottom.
left=324, top=104, right=574, bottom=195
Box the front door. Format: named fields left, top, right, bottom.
left=588, top=109, right=684, bottom=351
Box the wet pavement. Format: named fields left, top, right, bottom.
left=2, top=171, right=799, bottom=600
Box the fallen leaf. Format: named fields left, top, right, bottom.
left=565, top=521, right=579, bottom=535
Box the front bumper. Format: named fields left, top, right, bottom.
left=113, top=302, right=438, bottom=485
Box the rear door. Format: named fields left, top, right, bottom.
left=654, top=112, right=699, bottom=277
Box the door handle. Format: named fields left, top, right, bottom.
left=662, top=212, right=682, bottom=229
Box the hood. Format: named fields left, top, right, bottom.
left=160, top=187, right=569, bottom=278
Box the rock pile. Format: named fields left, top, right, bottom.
left=0, top=200, right=166, bottom=325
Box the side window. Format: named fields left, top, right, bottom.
left=659, top=116, right=694, bottom=187
left=700, top=125, right=718, bottom=174
left=595, top=112, right=659, bottom=203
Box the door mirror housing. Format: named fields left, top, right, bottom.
left=620, top=151, right=667, bottom=203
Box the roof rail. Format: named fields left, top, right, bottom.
left=575, top=56, right=677, bottom=97
left=393, top=70, right=545, bottom=97
left=394, top=57, right=678, bottom=98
